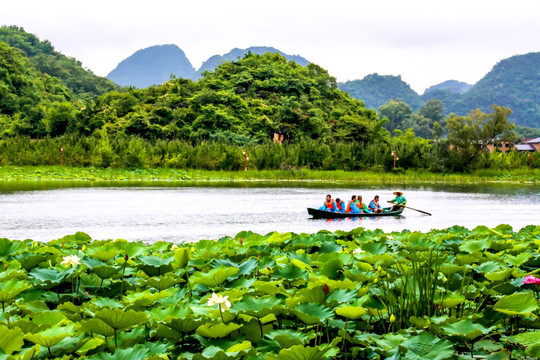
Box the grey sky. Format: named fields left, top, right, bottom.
left=2, top=0, right=540, bottom=93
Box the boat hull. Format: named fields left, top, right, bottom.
left=307, top=207, right=404, bottom=219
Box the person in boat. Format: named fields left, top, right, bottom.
left=346, top=195, right=360, bottom=214
left=389, top=190, right=407, bottom=211
left=369, top=195, right=383, bottom=213
left=319, top=194, right=336, bottom=212
left=356, top=195, right=369, bottom=213
left=335, top=198, right=346, bottom=213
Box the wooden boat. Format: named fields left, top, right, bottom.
left=307, top=207, right=404, bottom=219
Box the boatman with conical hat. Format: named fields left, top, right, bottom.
left=389, top=190, right=407, bottom=211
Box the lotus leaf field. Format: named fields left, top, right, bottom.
left=1, top=225, right=540, bottom=359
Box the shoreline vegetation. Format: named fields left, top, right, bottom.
left=0, top=165, right=539, bottom=185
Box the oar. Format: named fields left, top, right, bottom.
left=387, top=201, right=432, bottom=216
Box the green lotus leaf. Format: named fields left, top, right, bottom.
left=17, top=254, right=48, bottom=271
left=0, top=325, right=24, bottom=355
left=0, top=238, right=23, bottom=257
left=91, top=265, right=120, bottom=280
left=75, top=338, right=105, bottom=355
left=326, top=289, right=358, bottom=305
left=28, top=268, right=68, bottom=287
left=89, top=249, right=118, bottom=262
left=25, top=324, right=75, bottom=349
left=320, top=258, right=344, bottom=280
left=155, top=324, right=182, bottom=341
left=375, top=333, right=406, bottom=351
left=0, top=278, right=31, bottom=305
left=192, top=341, right=255, bottom=360
left=459, top=238, right=491, bottom=253
left=231, top=296, right=284, bottom=318
left=123, top=290, right=170, bottom=308
left=173, top=247, right=191, bottom=269
left=475, top=261, right=501, bottom=273
left=266, top=329, right=309, bottom=348
left=318, top=240, right=342, bottom=254
left=442, top=318, right=491, bottom=340
left=20, top=300, right=50, bottom=314
left=165, top=317, right=203, bottom=334
left=81, top=257, right=105, bottom=269
left=486, top=350, right=511, bottom=359
left=139, top=255, right=173, bottom=267
left=293, top=303, right=334, bottom=325
left=265, top=232, right=292, bottom=244
left=290, top=258, right=312, bottom=272
left=95, top=308, right=147, bottom=331
left=409, top=316, right=430, bottom=328
left=190, top=267, right=239, bottom=287
left=146, top=275, right=179, bottom=291
left=114, top=241, right=146, bottom=259
left=274, top=264, right=308, bottom=281
left=35, top=246, right=62, bottom=257
left=504, top=252, right=531, bottom=267
left=11, top=319, right=42, bottom=334
left=335, top=306, right=367, bottom=320
left=266, top=344, right=338, bottom=360
left=493, top=293, right=538, bottom=316
left=361, top=242, right=387, bottom=255
left=485, top=268, right=513, bottom=282
left=91, top=297, right=123, bottom=308
left=237, top=258, right=259, bottom=275
left=150, top=305, right=190, bottom=321
left=32, top=311, right=67, bottom=326
left=434, top=293, right=466, bottom=308
left=514, top=332, right=540, bottom=357
left=82, top=318, right=115, bottom=337
left=196, top=322, right=242, bottom=338
left=88, top=344, right=150, bottom=360
left=400, top=332, right=454, bottom=360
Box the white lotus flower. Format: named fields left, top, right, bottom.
left=61, top=255, right=81, bottom=267
left=171, top=244, right=179, bottom=250
left=207, top=293, right=231, bottom=310
left=352, top=248, right=365, bottom=255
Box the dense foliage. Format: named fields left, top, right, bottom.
left=0, top=41, right=70, bottom=137
left=0, top=26, right=118, bottom=98
left=78, top=53, right=386, bottom=144
left=0, top=225, right=540, bottom=359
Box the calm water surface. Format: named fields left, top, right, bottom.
left=0, top=183, right=538, bottom=242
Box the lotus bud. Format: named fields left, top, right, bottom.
left=390, top=314, right=396, bottom=323
left=124, top=254, right=129, bottom=262
left=323, top=284, right=329, bottom=294
left=239, top=238, right=243, bottom=246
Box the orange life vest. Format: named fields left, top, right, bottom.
left=325, top=200, right=334, bottom=209
left=336, top=201, right=343, bottom=211
left=346, top=200, right=354, bottom=213
left=369, top=200, right=379, bottom=210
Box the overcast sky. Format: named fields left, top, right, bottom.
left=2, top=0, right=540, bottom=93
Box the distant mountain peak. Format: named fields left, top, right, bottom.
left=194, top=46, right=310, bottom=79
left=423, top=80, right=472, bottom=95
left=107, top=44, right=196, bottom=88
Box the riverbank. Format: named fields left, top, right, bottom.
left=0, top=165, right=539, bottom=184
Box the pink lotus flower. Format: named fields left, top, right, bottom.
left=523, top=275, right=540, bottom=285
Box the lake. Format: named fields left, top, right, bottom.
left=0, top=182, right=538, bottom=242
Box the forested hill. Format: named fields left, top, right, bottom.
left=107, top=44, right=196, bottom=88
left=338, top=74, right=424, bottom=111
left=340, top=53, right=540, bottom=128
left=0, top=40, right=71, bottom=137
left=193, top=46, right=310, bottom=80
left=79, top=52, right=386, bottom=143
left=446, top=52, right=540, bottom=128
left=0, top=26, right=118, bottom=98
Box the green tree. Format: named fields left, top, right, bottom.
left=444, top=105, right=517, bottom=170
left=378, top=99, right=413, bottom=133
